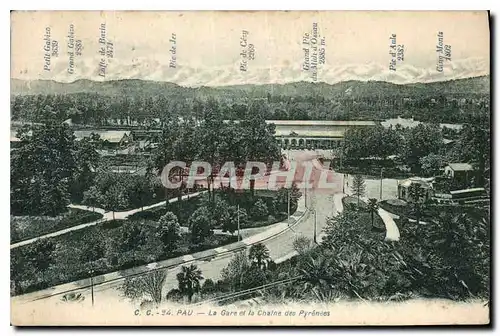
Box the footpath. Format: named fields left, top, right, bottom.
left=12, top=193, right=309, bottom=305
left=320, top=192, right=400, bottom=242
left=10, top=191, right=207, bottom=249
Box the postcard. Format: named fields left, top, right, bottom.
left=10, top=10, right=490, bottom=326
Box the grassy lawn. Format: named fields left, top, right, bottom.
left=11, top=218, right=238, bottom=296
left=10, top=209, right=103, bottom=244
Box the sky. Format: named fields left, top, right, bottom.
left=10, top=11, right=490, bottom=86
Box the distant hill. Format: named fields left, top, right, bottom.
left=10, top=75, right=490, bottom=99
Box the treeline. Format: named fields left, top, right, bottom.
left=11, top=124, right=99, bottom=216
left=337, top=114, right=490, bottom=185
left=10, top=90, right=489, bottom=125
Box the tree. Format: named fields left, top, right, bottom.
left=293, top=236, right=313, bottom=255
left=121, top=269, right=168, bottom=304
left=240, top=102, right=281, bottom=196
left=129, top=176, right=154, bottom=211
left=351, top=175, right=366, bottom=206
left=11, top=124, right=77, bottom=216
left=79, top=232, right=105, bottom=263
left=82, top=186, right=101, bottom=212
left=176, top=264, right=204, bottom=302
left=297, top=253, right=334, bottom=295
left=118, top=223, right=148, bottom=252
left=188, top=206, right=213, bottom=244
left=101, top=184, right=127, bottom=219
left=24, top=238, right=55, bottom=272
left=220, top=252, right=270, bottom=293
left=402, top=123, right=443, bottom=172
left=450, top=119, right=490, bottom=187
left=367, top=198, right=379, bottom=229
left=408, top=183, right=426, bottom=225
left=399, top=206, right=489, bottom=299
left=226, top=205, right=248, bottom=235
left=211, top=198, right=231, bottom=231
left=70, top=137, right=100, bottom=202
left=248, top=243, right=271, bottom=270
left=156, top=212, right=181, bottom=253
left=274, top=184, right=302, bottom=214
left=419, top=154, right=445, bottom=177
left=250, top=198, right=269, bottom=220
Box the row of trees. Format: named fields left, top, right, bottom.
left=11, top=85, right=489, bottom=125
left=338, top=114, right=490, bottom=183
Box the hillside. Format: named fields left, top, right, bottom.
left=10, top=75, right=490, bottom=100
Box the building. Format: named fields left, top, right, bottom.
left=268, top=120, right=377, bottom=149
left=380, top=117, right=463, bottom=131
left=397, top=177, right=434, bottom=202
left=74, top=130, right=133, bottom=148
left=444, top=163, right=475, bottom=189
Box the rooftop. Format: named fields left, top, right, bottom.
left=447, top=163, right=474, bottom=171
left=266, top=120, right=377, bottom=126
left=74, top=130, right=131, bottom=143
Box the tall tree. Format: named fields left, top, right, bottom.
left=121, top=270, right=168, bottom=304
left=367, top=198, right=379, bottom=229
left=188, top=206, right=213, bottom=244
left=11, top=124, right=77, bottom=216
left=351, top=175, right=366, bottom=206
left=156, top=212, right=182, bottom=253
left=248, top=243, right=271, bottom=270
left=402, top=123, right=443, bottom=172
left=408, top=183, right=426, bottom=225
left=176, top=264, right=203, bottom=302
left=101, top=184, right=127, bottom=220
left=240, top=102, right=281, bottom=196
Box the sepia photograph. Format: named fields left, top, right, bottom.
left=8, top=10, right=491, bottom=326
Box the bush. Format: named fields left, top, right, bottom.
left=250, top=199, right=269, bottom=220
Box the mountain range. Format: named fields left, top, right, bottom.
left=10, top=74, right=490, bottom=100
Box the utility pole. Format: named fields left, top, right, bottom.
left=312, top=209, right=317, bottom=244
left=380, top=168, right=384, bottom=200
left=287, top=188, right=291, bottom=227
left=237, top=204, right=241, bottom=241
left=89, top=269, right=95, bottom=307
left=342, top=174, right=345, bottom=194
